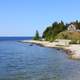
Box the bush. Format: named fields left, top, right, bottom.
left=69, top=40, right=80, bottom=44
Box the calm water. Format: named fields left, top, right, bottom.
left=0, top=38, right=80, bottom=80
left=0, top=37, right=32, bottom=41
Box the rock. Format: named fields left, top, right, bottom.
left=71, top=54, right=80, bottom=59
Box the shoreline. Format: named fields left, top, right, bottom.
left=21, top=40, right=80, bottom=60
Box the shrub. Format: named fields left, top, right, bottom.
left=69, top=40, right=80, bottom=44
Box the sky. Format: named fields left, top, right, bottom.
left=0, top=0, right=80, bottom=36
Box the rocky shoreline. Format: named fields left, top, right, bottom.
left=21, top=40, right=80, bottom=60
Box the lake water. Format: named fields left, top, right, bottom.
left=0, top=37, right=80, bottom=80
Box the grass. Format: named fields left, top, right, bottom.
left=56, top=30, right=80, bottom=40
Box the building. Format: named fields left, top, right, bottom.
left=68, top=24, right=76, bottom=31
left=67, top=23, right=80, bottom=32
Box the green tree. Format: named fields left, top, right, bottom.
left=42, top=21, right=66, bottom=41
left=33, top=30, right=40, bottom=40
left=42, top=26, right=52, bottom=40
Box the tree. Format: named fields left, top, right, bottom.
left=33, top=30, right=40, bottom=40
left=42, top=21, right=66, bottom=41
left=42, top=26, right=52, bottom=40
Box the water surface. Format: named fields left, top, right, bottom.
left=0, top=40, right=80, bottom=80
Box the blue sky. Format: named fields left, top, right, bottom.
left=0, top=0, right=80, bottom=36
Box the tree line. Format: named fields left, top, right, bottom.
left=33, top=20, right=80, bottom=41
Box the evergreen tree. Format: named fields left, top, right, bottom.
left=33, top=30, right=40, bottom=40
left=42, top=21, right=66, bottom=41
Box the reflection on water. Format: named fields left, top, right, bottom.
left=0, top=41, right=80, bottom=80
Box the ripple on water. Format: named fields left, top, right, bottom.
left=0, top=41, right=80, bottom=80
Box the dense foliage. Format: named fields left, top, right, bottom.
left=42, top=21, right=66, bottom=41
left=70, top=20, right=80, bottom=29
left=42, top=20, right=80, bottom=41
left=33, top=20, right=80, bottom=41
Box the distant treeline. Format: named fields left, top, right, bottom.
left=34, top=20, right=80, bottom=41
